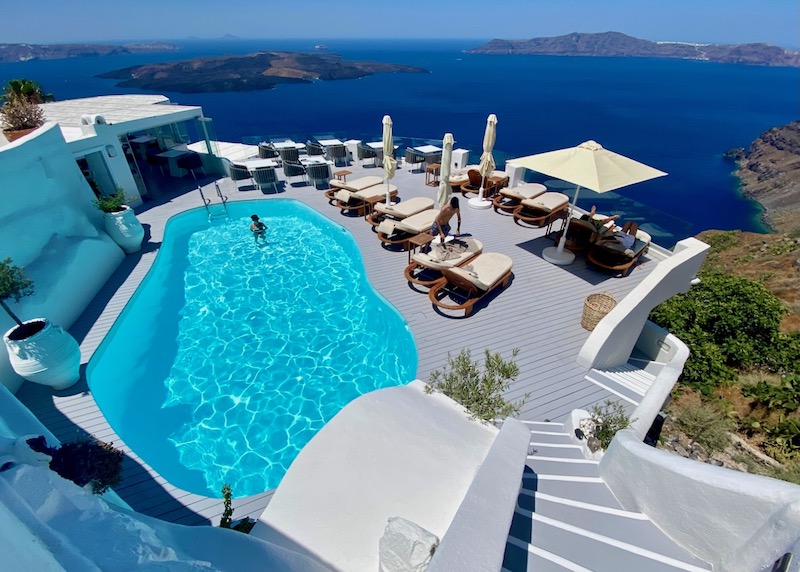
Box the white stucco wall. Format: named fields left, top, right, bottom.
left=253, top=380, right=499, bottom=572
left=600, top=431, right=800, bottom=572
left=0, top=124, right=124, bottom=392
left=577, top=237, right=709, bottom=370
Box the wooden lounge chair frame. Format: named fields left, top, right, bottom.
left=403, top=248, right=482, bottom=288
left=512, top=202, right=569, bottom=233
left=586, top=222, right=648, bottom=277
left=377, top=221, right=430, bottom=250
left=337, top=189, right=399, bottom=217
left=428, top=266, right=512, bottom=317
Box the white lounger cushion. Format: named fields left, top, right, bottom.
left=500, top=183, right=547, bottom=201
left=448, top=253, right=513, bottom=291
left=330, top=176, right=384, bottom=192
left=520, top=192, right=569, bottom=213
left=336, top=190, right=353, bottom=203
left=395, top=209, right=439, bottom=234
left=374, top=197, right=434, bottom=218
left=353, top=184, right=398, bottom=200
left=377, top=219, right=398, bottom=236
left=412, top=237, right=483, bottom=270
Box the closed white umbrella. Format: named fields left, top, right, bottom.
left=382, top=115, right=397, bottom=205
left=437, top=133, right=454, bottom=208
left=508, top=140, right=667, bottom=265
left=469, top=114, right=497, bottom=209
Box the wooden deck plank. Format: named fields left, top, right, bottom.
left=14, top=158, right=662, bottom=525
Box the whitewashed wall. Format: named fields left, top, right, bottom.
left=0, top=124, right=124, bottom=392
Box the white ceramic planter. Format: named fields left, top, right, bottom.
left=3, top=319, right=81, bottom=390
left=104, top=206, right=144, bottom=254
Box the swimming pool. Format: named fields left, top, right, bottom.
left=87, top=200, right=417, bottom=498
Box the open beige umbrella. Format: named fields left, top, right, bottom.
left=468, top=114, right=497, bottom=210
left=382, top=115, right=397, bottom=205
left=437, top=133, right=454, bottom=208
left=508, top=140, right=667, bottom=265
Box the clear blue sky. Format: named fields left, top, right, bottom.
left=7, top=0, right=799, bottom=48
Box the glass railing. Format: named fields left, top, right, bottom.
left=239, top=130, right=689, bottom=247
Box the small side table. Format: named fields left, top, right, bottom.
left=425, top=163, right=441, bottom=187
left=333, top=169, right=352, bottom=182
left=408, top=233, right=434, bottom=262
left=363, top=195, right=385, bottom=220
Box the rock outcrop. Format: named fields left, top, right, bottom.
left=97, top=51, right=428, bottom=94
left=468, top=32, right=800, bottom=67
left=0, top=42, right=180, bottom=63
left=731, top=121, right=800, bottom=234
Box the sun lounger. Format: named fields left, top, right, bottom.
left=376, top=209, right=440, bottom=250
left=428, top=252, right=513, bottom=317
left=492, top=182, right=547, bottom=214
left=324, top=175, right=384, bottom=203
left=366, top=197, right=434, bottom=227
left=335, top=185, right=399, bottom=216
left=403, top=237, right=483, bottom=287
left=586, top=224, right=651, bottom=277
left=512, top=191, right=570, bottom=232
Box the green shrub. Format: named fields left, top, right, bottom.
left=673, top=400, right=734, bottom=453
left=588, top=400, right=633, bottom=450
left=93, top=192, right=128, bottom=213
left=27, top=435, right=123, bottom=494
left=650, top=270, right=789, bottom=392
left=426, top=348, right=527, bottom=424
left=742, top=373, right=800, bottom=420
left=702, top=230, right=740, bottom=253
left=0, top=257, right=34, bottom=326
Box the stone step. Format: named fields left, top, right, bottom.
left=525, top=455, right=600, bottom=479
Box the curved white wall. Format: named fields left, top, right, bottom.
left=577, top=237, right=709, bottom=370
left=0, top=124, right=124, bottom=392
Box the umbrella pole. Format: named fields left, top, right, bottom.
left=479, top=175, right=487, bottom=201
left=555, top=186, right=582, bottom=255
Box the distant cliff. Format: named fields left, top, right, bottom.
left=97, top=51, right=428, bottom=93
left=468, top=32, right=800, bottom=67
left=728, top=121, right=800, bottom=234
left=0, top=42, right=180, bottom=63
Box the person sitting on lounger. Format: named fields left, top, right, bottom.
left=430, top=197, right=461, bottom=244
left=250, top=214, right=268, bottom=243
left=583, top=205, right=619, bottom=233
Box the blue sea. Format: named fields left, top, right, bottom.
left=3, top=38, right=798, bottom=244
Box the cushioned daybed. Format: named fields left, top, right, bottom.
left=428, top=252, right=513, bottom=317
left=403, top=237, right=484, bottom=288
left=366, top=197, right=434, bottom=228
left=492, top=183, right=547, bottom=214
left=586, top=224, right=651, bottom=277
left=512, top=192, right=570, bottom=232
left=376, top=209, right=439, bottom=250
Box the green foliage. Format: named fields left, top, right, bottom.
left=702, top=230, right=740, bottom=253
left=588, top=400, right=633, bottom=450
left=673, top=400, right=734, bottom=453
left=0, top=98, right=45, bottom=131
left=765, top=419, right=800, bottom=462
left=0, top=258, right=34, bottom=326
left=426, top=348, right=527, bottom=424
left=1, top=78, right=55, bottom=105
left=219, top=484, right=255, bottom=533
left=93, top=192, right=128, bottom=213
left=220, top=484, right=233, bottom=528
left=742, top=374, right=800, bottom=421
left=27, top=435, right=123, bottom=494
left=650, top=270, right=789, bottom=394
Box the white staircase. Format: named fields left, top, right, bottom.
left=502, top=421, right=712, bottom=572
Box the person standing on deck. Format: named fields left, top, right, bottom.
left=430, top=196, right=461, bottom=244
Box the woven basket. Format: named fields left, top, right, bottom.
left=581, top=292, right=618, bottom=331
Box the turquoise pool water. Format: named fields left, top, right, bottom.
left=87, top=200, right=417, bottom=498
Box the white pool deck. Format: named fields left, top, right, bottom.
left=15, top=158, right=665, bottom=526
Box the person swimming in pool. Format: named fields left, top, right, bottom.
left=250, top=214, right=267, bottom=243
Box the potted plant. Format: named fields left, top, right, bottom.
left=1, top=79, right=51, bottom=141
left=0, top=258, right=80, bottom=390
left=94, top=191, right=145, bottom=254
left=26, top=435, right=123, bottom=494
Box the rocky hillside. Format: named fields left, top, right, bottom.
left=727, top=121, right=800, bottom=234
left=468, top=32, right=800, bottom=67
left=0, top=42, right=180, bottom=63
left=97, top=51, right=428, bottom=94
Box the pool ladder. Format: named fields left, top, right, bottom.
left=199, top=183, right=229, bottom=220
